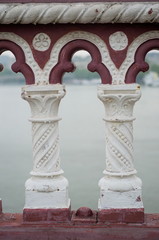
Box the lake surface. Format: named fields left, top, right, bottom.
left=0, top=84, right=159, bottom=213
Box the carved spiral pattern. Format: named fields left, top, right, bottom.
left=0, top=3, right=159, bottom=24
left=32, top=121, right=61, bottom=175
left=105, top=122, right=135, bottom=176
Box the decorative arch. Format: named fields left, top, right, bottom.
left=0, top=32, right=42, bottom=83
left=43, top=31, right=116, bottom=84
left=49, top=39, right=111, bottom=84
left=0, top=40, right=35, bottom=84
left=125, top=39, right=159, bottom=83
left=117, top=31, right=159, bottom=84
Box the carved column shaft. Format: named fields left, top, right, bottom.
left=98, top=84, right=143, bottom=209
left=21, top=84, right=70, bottom=209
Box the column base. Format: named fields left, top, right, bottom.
left=98, top=208, right=144, bottom=223
left=98, top=175, right=143, bottom=209
left=24, top=175, right=70, bottom=209
left=98, top=189, right=143, bottom=209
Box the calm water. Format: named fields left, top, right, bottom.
left=0, top=84, right=159, bottom=213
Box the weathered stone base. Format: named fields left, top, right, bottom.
left=98, top=208, right=144, bottom=223
left=25, top=176, right=70, bottom=209
left=98, top=176, right=143, bottom=209
left=99, top=189, right=143, bottom=209
left=23, top=207, right=71, bottom=222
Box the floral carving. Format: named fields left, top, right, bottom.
left=33, top=33, right=51, bottom=51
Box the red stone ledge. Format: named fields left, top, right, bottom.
left=0, top=213, right=159, bottom=240
left=23, top=207, right=144, bottom=224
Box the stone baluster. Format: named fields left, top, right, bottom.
left=97, top=84, right=144, bottom=212
left=21, top=84, right=70, bottom=212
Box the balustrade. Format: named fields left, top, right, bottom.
left=97, top=84, right=143, bottom=213
left=0, top=1, right=159, bottom=238
left=21, top=84, right=70, bottom=210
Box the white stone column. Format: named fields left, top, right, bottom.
left=21, top=84, right=70, bottom=209
left=98, top=84, right=143, bottom=209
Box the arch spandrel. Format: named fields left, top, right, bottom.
left=49, top=39, right=112, bottom=84
left=125, top=39, right=159, bottom=84
left=0, top=40, right=35, bottom=84
left=0, top=32, right=39, bottom=84
left=122, top=31, right=159, bottom=84
left=1, top=26, right=159, bottom=85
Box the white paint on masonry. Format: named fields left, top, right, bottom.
left=22, top=84, right=70, bottom=209
left=97, top=84, right=143, bottom=209
left=0, top=2, right=158, bottom=24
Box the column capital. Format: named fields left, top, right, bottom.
left=21, top=84, right=65, bottom=122
left=97, top=84, right=141, bottom=122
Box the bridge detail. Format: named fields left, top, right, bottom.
left=0, top=0, right=159, bottom=239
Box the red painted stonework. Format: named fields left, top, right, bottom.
left=23, top=208, right=71, bottom=222
left=98, top=208, right=144, bottom=224
left=0, top=213, right=159, bottom=240
left=0, top=24, right=158, bottom=85
left=72, top=207, right=97, bottom=224
left=23, top=207, right=144, bottom=224
left=0, top=40, right=35, bottom=84
left=0, top=6, right=158, bottom=238
left=49, top=39, right=111, bottom=84
left=126, top=39, right=159, bottom=84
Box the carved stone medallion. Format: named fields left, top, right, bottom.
left=109, top=31, right=128, bottom=51
left=33, top=33, right=51, bottom=51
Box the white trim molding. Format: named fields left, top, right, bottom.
left=0, top=2, right=159, bottom=24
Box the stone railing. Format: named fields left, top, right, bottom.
left=0, top=1, right=158, bottom=229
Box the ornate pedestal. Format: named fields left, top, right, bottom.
left=21, top=84, right=70, bottom=221
left=98, top=84, right=144, bottom=222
